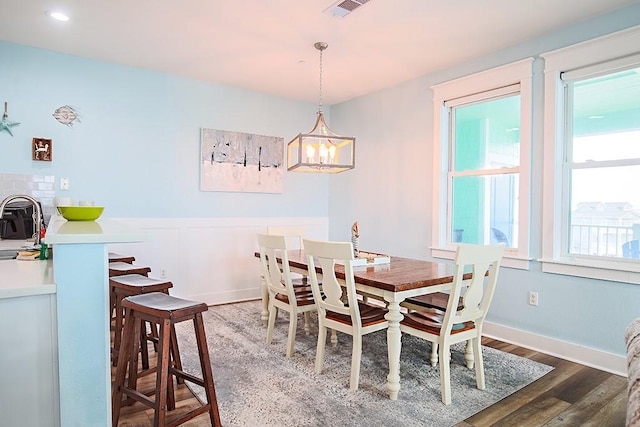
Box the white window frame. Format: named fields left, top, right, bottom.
left=431, top=58, right=533, bottom=269
left=541, top=25, right=640, bottom=284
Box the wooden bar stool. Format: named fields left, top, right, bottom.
left=108, top=252, right=136, bottom=264
left=108, top=262, right=151, bottom=328
left=109, top=274, right=175, bottom=368
left=112, top=292, right=222, bottom=427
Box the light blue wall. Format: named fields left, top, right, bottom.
left=0, top=41, right=329, bottom=218
left=329, top=3, right=640, bottom=356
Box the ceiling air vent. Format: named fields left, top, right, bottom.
left=324, top=0, right=371, bottom=18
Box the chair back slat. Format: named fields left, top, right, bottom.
left=257, top=233, right=296, bottom=302
left=303, top=238, right=359, bottom=323
left=443, top=243, right=504, bottom=332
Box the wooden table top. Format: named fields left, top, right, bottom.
left=257, top=249, right=461, bottom=293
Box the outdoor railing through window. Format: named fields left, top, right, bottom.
left=570, top=224, right=637, bottom=258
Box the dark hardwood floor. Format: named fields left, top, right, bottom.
left=458, top=338, right=627, bottom=427
left=113, top=337, right=627, bottom=426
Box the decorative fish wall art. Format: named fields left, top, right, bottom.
left=0, top=101, right=20, bottom=137
left=52, top=105, right=81, bottom=127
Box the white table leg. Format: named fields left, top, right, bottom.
left=260, top=275, right=269, bottom=327
left=384, top=298, right=403, bottom=400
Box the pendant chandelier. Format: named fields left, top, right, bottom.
left=287, top=42, right=355, bottom=173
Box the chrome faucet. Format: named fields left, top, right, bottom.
left=0, top=194, right=43, bottom=245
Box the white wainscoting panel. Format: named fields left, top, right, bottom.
left=107, top=217, right=328, bottom=305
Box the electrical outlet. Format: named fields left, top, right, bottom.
left=60, top=178, right=69, bottom=190
left=160, top=269, right=166, bottom=278
left=529, top=291, right=539, bottom=306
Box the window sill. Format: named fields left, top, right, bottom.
left=431, top=247, right=531, bottom=270
left=539, top=257, right=640, bottom=284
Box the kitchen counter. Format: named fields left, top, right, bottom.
left=0, top=215, right=152, bottom=427
left=0, top=258, right=54, bottom=299
left=0, top=217, right=149, bottom=427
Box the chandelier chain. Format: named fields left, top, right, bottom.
left=318, top=47, right=323, bottom=112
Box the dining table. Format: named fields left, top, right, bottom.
left=257, top=249, right=471, bottom=401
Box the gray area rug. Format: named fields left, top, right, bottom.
left=175, top=300, right=553, bottom=427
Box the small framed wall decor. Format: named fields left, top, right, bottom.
left=32, top=137, right=52, bottom=161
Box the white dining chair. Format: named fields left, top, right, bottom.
left=399, top=243, right=504, bottom=404
left=262, top=226, right=312, bottom=331
left=257, top=233, right=317, bottom=358
left=303, top=238, right=389, bottom=390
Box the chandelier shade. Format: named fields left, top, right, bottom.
left=287, top=42, right=355, bottom=173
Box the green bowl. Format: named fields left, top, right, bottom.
left=57, top=206, right=104, bottom=221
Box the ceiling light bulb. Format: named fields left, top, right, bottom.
left=47, top=11, right=70, bottom=22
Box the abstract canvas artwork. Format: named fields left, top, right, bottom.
left=200, top=128, right=284, bottom=193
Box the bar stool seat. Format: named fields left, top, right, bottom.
left=112, top=292, right=222, bottom=427
left=108, top=261, right=151, bottom=277
left=108, top=252, right=136, bottom=264
left=110, top=274, right=174, bottom=367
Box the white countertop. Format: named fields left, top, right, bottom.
left=0, top=238, right=37, bottom=250
left=0, top=259, right=55, bottom=299
left=45, top=216, right=150, bottom=245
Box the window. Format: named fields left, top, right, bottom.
left=541, top=26, right=640, bottom=283
left=431, top=59, right=533, bottom=269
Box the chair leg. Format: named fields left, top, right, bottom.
left=112, top=308, right=136, bottom=427
left=193, top=313, right=222, bottom=426
left=260, top=276, right=269, bottom=327
left=439, top=342, right=452, bottom=405
left=112, top=297, right=125, bottom=366
left=140, top=320, right=150, bottom=370
left=126, top=316, right=142, bottom=399
left=330, top=329, right=338, bottom=346
left=473, top=336, right=485, bottom=390
left=430, top=342, right=438, bottom=367
left=315, top=325, right=327, bottom=374
left=266, top=301, right=277, bottom=345
left=304, top=312, right=311, bottom=334
left=154, top=318, right=172, bottom=427
left=286, top=311, right=297, bottom=358
left=350, top=334, right=363, bottom=390
left=166, top=352, right=176, bottom=412
left=464, top=339, right=474, bottom=369
left=169, top=325, right=184, bottom=385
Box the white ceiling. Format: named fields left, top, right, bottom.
left=0, top=0, right=637, bottom=105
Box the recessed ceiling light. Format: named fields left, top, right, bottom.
left=47, top=11, right=70, bottom=22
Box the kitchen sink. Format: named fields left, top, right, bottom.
left=0, top=249, right=18, bottom=260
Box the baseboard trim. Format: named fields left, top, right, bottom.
left=484, top=321, right=627, bottom=377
